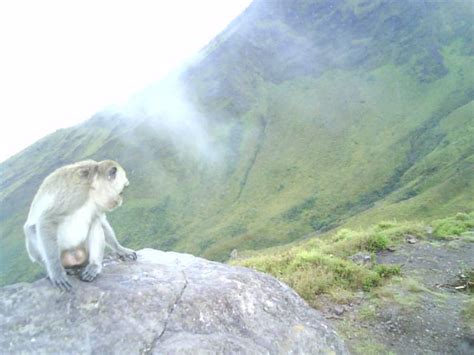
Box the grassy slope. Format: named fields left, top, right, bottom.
left=232, top=212, right=474, bottom=307
left=232, top=211, right=474, bottom=353
left=194, top=51, right=473, bottom=259
left=108, top=49, right=472, bottom=264
left=175, top=0, right=474, bottom=258
left=0, top=0, right=473, bottom=285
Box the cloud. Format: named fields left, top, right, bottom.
left=108, top=69, right=222, bottom=163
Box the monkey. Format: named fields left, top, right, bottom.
left=23, top=159, right=137, bottom=291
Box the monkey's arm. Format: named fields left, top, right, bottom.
left=37, top=218, right=72, bottom=291
left=101, top=216, right=137, bottom=260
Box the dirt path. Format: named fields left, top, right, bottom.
left=325, top=238, right=474, bottom=354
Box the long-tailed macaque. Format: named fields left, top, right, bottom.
left=23, top=160, right=137, bottom=290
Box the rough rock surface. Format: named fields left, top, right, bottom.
left=0, top=249, right=347, bottom=354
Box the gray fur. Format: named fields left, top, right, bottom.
left=23, top=160, right=136, bottom=291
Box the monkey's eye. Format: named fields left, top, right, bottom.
left=108, top=167, right=118, bottom=180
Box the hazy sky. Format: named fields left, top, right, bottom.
left=0, top=0, right=252, bottom=163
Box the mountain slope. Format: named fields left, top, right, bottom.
left=1, top=0, right=473, bottom=285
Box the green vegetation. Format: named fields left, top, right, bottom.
left=231, top=218, right=438, bottom=307
left=371, top=276, right=441, bottom=308
left=337, top=321, right=391, bottom=355
left=233, top=213, right=472, bottom=308
left=462, top=298, right=474, bottom=334
left=432, top=212, right=474, bottom=239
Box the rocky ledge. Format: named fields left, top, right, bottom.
left=0, top=249, right=347, bottom=354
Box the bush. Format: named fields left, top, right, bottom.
left=366, top=233, right=389, bottom=252
left=432, top=213, right=474, bottom=238
left=436, top=221, right=466, bottom=236
left=374, top=264, right=401, bottom=278
left=455, top=212, right=470, bottom=221
left=362, top=274, right=381, bottom=291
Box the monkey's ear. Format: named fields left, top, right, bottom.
left=79, top=168, right=91, bottom=179
left=108, top=167, right=118, bottom=180
left=79, top=165, right=98, bottom=180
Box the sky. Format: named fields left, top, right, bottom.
left=0, top=0, right=252, bottom=163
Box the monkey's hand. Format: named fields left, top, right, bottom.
left=116, top=247, right=137, bottom=261
left=48, top=270, right=72, bottom=291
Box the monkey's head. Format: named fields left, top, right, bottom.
left=91, top=160, right=129, bottom=211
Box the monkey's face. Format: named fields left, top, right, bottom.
left=107, top=165, right=129, bottom=210
left=92, top=162, right=130, bottom=211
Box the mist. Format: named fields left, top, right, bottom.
left=107, top=69, right=226, bottom=165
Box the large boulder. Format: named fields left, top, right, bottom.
left=0, top=249, right=347, bottom=354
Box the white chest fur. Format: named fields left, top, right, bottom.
left=57, top=200, right=97, bottom=250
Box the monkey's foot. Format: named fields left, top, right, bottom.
left=48, top=273, right=72, bottom=291
left=80, top=264, right=101, bottom=282
left=117, top=248, right=137, bottom=261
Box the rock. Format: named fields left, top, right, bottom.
left=334, top=306, right=345, bottom=316
left=425, top=226, right=433, bottom=236
left=349, top=252, right=372, bottom=266
left=0, top=249, right=347, bottom=354
left=229, top=248, right=238, bottom=259
left=406, top=235, right=418, bottom=244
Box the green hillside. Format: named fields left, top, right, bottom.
left=1, top=0, right=473, bottom=286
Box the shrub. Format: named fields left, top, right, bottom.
left=374, top=264, right=401, bottom=278
left=366, top=233, right=389, bottom=252
left=437, top=221, right=465, bottom=236
left=362, top=274, right=381, bottom=291
left=455, top=212, right=470, bottom=221
left=432, top=214, right=473, bottom=238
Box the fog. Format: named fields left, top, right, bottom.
left=105, top=67, right=226, bottom=165
left=0, top=0, right=252, bottom=163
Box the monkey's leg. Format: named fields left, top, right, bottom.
left=37, top=220, right=72, bottom=291
left=80, top=220, right=105, bottom=282
left=101, top=216, right=137, bottom=261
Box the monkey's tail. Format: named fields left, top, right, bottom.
left=24, top=223, right=40, bottom=263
